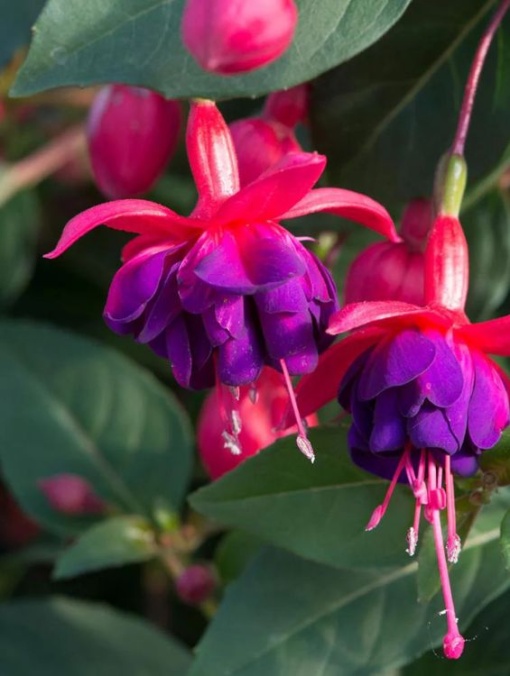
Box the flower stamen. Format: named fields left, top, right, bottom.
left=445, top=455, right=462, bottom=563
left=365, top=445, right=411, bottom=531
left=280, top=358, right=315, bottom=462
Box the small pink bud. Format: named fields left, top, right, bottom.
left=87, top=85, right=181, bottom=199
left=181, top=0, right=298, bottom=75
left=344, top=198, right=433, bottom=306
left=198, top=367, right=317, bottom=479
left=263, top=84, right=309, bottom=128
left=229, top=117, right=301, bottom=186
left=443, top=631, right=465, bottom=659
left=175, top=564, right=216, bottom=605
left=38, top=474, right=105, bottom=515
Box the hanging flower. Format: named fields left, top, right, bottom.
left=46, top=99, right=396, bottom=460
left=295, top=204, right=510, bottom=658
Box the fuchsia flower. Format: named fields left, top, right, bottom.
left=182, top=0, right=298, bottom=75
left=87, top=85, right=182, bottom=199
left=46, top=99, right=395, bottom=460
left=229, top=85, right=308, bottom=186
left=198, top=367, right=318, bottom=479
left=296, top=207, right=510, bottom=658
left=345, top=198, right=432, bottom=305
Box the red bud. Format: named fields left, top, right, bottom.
left=175, top=564, right=216, bottom=605
left=38, top=474, right=105, bottom=515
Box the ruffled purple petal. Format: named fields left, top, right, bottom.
left=444, top=341, right=474, bottom=447
left=104, top=249, right=168, bottom=335
left=138, top=264, right=181, bottom=343
left=448, top=448, right=479, bottom=477
left=217, top=306, right=264, bottom=386
left=165, top=315, right=192, bottom=388
left=215, top=294, right=245, bottom=339
left=468, top=353, right=510, bottom=449
left=370, top=388, right=407, bottom=452
left=407, top=403, right=458, bottom=454
left=258, top=307, right=318, bottom=374
left=416, top=331, right=463, bottom=407
left=349, top=445, right=407, bottom=483
left=256, top=278, right=308, bottom=314
left=358, top=329, right=436, bottom=401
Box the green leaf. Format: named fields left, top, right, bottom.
left=0, top=191, right=40, bottom=308
left=464, top=190, right=510, bottom=321
left=190, top=521, right=509, bottom=675
left=0, top=320, right=193, bottom=536
left=54, top=516, right=157, bottom=579
left=0, top=597, right=191, bottom=675
left=0, top=0, right=44, bottom=67
left=215, top=530, right=264, bottom=585
left=312, top=0, right=510, bottom=213
left=190, top=427, right=416, bottom=570
left=499, top=508, right=510, bottom=570
left=11, top=0, right=413, bottom=100
left=405, top=587, right=510, bottom=674
left=479, top=428, right=510, bottom=486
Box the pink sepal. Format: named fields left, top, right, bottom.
left=280, top=187, right=400, bottom=242
left=187, top=100, right=240, bottom=217
left=215, top=152, right=326, bottom=224
left=44, top=200, right=200, bottom=259
left=292, top=329, right=382, bottom=420
left=459, top=315, right=510, bottom=356
left=327, top=300, right=432, bottom=335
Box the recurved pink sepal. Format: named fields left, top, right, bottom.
left=88, top=85, right=181, bottom=199
left=182, top=0, right=298, bottom=75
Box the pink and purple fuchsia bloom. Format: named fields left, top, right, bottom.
left=296, top=211, right=510, bottom=658
left=46, top=99, right=396, bottom=460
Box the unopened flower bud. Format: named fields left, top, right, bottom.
left=87, top=85, right=181, bottom=199
left=181, top=0, right=298, bottom=75
left=198, top=367, right=317, bottom=479
left=263, top=84, right=309, bottom=128
left=38, top=474, right=105, bottom=515
left=175, top=564, right=216, bottom=605
left=345, top=198, right=432, bottom=306
left=229, top=117, right=301, bottom=186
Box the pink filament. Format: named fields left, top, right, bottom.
left=279, top=359, right=315, bottom=462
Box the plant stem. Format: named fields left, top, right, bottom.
left=451, top=0, right=510, bottom=156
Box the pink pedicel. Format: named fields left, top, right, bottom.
left=38, top=474, right=105, bottom=515
left=198, top=367, right=318, bottom=479
left=181, top=0, right=298, bottom=75
left=87, top=85, right=181, bottom=199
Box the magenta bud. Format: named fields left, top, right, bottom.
left=38, top=474, right=105, bottom=515
left=87, top=85, right=181, bottom=199
left=229, top=117, right=301, bottom=186
left=175, top=564, right=216, bottom=606
left=263, top=84, right=309, bottom=127
left=181, top=0, right=298, bottom=75
left=344, top=198, right=433, bottom=306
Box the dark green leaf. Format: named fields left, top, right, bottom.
left=11, top=0, right=413, bottom=100
left=479, top=428, right=510, bottom=486
left=0, top=597, right=191, bottom=675
left=0, top=0, right=45, bottom=67
left=190, top=519, right=509, bottom=675
left=54, top=516, right=157, bottom=579
left=0, top=191, right=40, bottom=308
left=215, top=530, right=264, bottom=585
left=499, top=508, right=510, bottom=570
left=464, top=190, right=510, bottom=321
left=191, top=427, right=416, bottom=570
left=0, top=320, right=193, bottom=536
left=312, top=0, right=510, bottom=213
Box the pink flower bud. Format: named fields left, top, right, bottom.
left=181, top=0, right=298, bottom=75
left=87, top=85, right=181, bottom=199
left=229, top=117, right=301, bottom=186
left=175, top=564, right=216, bottom=605
left=263, top=84, right=309, bottom=128
left=198, top=368, right=318, bottom=479
left=38, top=474, right=105, bottom=515
left=344, top=198, right=433, bottom=306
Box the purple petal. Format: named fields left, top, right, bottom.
left=444, top=341, right=474, bottom=447
left=256, top=278, right=308, bottom=314
left=349, top=445, right=408, bottom=483
left=468, top=353, right=510, bottom=449
left=337, top=350, right=371, bottom=410
left=138, top=264, right=181, bottom=343
left=217, top=308, right=264, bottom=386
left=358, top=329, right=436, bottom=401
left=258, top=308, right=318, bottom=374
left=194, top=230, right=255, bottom=293
left=104, top=249, right=168, bottom=334
left=202, top=306, right=230, bottom=346
left=448, top=449, right=479, bottom=477
left=215, top=294, right=245, bottom=339
left=407, top=403, right=458, bottom=453
left=165, top=315, right=192, bottom=388
left=370, top=389, right=407, bottom=452
left=416, top=332, right=463, bottom=407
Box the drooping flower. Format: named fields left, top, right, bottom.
left=198, top=367, right=318, bottom=479
left=181, top=0, right=298, bottom=75
left=46, top=99, right=396, bottom=460
left=345, top=198, right=432, bottom=305
left=87, top=85, right=182, bottom=198
left=229, top=85, right=307, bottom=186
left=295, top=190, right=510, bottom=658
